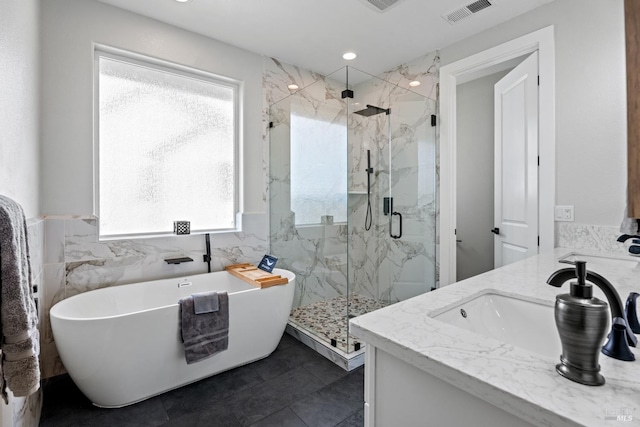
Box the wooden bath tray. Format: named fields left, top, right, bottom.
left=224, top=263, right=288, bottom=288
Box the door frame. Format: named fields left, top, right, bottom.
left=439, top=25, right=555, bottom=286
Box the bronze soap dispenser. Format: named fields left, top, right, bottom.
left=547, top=261, right=635, bottom=386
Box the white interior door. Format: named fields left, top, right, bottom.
left=494, top=51, right=539, bottom=267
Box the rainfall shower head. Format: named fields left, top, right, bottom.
left=353, top=104, right=389, bottom=117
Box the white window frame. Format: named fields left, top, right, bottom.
left=93, top=44, right=241, bottom=240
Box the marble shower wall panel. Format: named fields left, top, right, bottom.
left=378, top=51, right=440, bottom=101
left=262, top=57, right=326, bottom=206
left=347, top=222, right=379, bottom=299
left=269, top=99, right=293, bottom=225
left=263, top=58, right=325, bottom=107
left=378, top=236, right=436, bottom=302
left=348, top=111, right=388, bottom=194
left=271, top=224, right=348, bottom=309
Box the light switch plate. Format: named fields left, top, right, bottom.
left=554, top=205, right=574, bottom=222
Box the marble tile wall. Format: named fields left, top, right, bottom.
left=40, top=214, right=267, bottom=378
left=557, top=223, right=627, bottom=255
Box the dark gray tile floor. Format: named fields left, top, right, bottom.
left=40, top=334, right=364, bottom=427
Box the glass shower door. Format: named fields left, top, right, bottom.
left=378, top=89, right=437, bottom=304
left=344, top=69, right=437, bottom=353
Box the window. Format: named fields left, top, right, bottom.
left=290, top=106, right=347, bottom=225
left=96, top=50, right=239, bottom=239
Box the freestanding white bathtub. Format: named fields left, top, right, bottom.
left=50, top=268, right=295, bottom=408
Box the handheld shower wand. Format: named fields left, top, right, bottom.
left=365, top=150, right=373, bottom=230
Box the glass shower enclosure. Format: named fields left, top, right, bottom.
left=269, top=66, right=436, bottom=362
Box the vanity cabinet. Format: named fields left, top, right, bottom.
left=364, top=346, right=537, bottom=427
left=627, top=0, right=640, bottom=216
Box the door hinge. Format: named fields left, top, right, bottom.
left=269, top=121, right=274, bottom=129
left=538, top=235, right=540, bottom=246
left=537, top=75, right=540, bottom=86
left=537, top=156, right=540, bottom=166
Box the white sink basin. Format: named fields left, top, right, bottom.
left=558, top=252, right=640, bottom=269
left=432, top=292, right=561, bottom=359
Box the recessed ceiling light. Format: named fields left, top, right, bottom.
left=409, top=80, right=421, bottom=87
left=175, top=0, right=191, bottom=3
left=342, top=52, right=357, bottom=60
left=288, top=84, right=299, bottom=90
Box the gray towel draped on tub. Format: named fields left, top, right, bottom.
left=179, top=291, right=229, bottom=364
left=0, top=195, right=40, bottom=403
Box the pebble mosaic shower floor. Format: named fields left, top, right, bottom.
left=289, top=294, right=390, bottom=353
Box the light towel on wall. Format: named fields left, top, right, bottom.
left=0, top=195, right=40, bottom=402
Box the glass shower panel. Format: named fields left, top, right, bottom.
left=344, top=68, right=389, bottom=354
left=269, top=68, right=351, bottom=352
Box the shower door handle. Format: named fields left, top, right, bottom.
left=390, top=212, right=402, bottom=239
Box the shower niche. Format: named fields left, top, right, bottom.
left=269, top=66, right=436, bottom=369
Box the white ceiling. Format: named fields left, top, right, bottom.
left=96, top=0, right=554, bottom=76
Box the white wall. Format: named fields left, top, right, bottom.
left=40, top=0, right=265, bottom=215
left=456, top=70, right=509, bottom=280
left=0, top=4, right=43, bottom=423
left=441, top=0, right=626, bottom=227
left=0, top=0, right=41, bottom=218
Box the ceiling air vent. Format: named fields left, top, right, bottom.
left=364, top=0, right=402, bottom=12
left=443, top=0, right=493, bottom=24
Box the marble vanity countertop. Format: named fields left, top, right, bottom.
left=350, top=248, right=640, bottom=427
